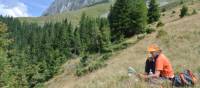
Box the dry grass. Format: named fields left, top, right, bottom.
left=45, top=2, right=200, bottom=88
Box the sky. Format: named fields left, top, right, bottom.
left=0, top=0, right=54, bottom=17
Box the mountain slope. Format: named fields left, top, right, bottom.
left=43, top=0, right=110, bottom=16
left=19, top=0, right=178, bottom=25
left=19, top=2, right=112, bottom=25
left=45, top=2, right=200, bottom=88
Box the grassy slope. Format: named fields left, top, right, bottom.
left=45, top=1, right=200, bottom=88
left=18, top=0, right=179, bottom=25
left=18, top=2, right=112, bottom=25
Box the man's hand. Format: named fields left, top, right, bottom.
left=138, top=73, right=148, bottom=80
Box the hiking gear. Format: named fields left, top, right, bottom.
left=172, top=70, right=198, bottom=87
left=156, top=53, right=174, bottom=78
left=147, top=44, right=161, bottom=52
left=146, top=44, right=161, bottom=59
left=128, top=67, right=137, bottom=76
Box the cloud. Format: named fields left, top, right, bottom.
left=0, top=2, right=30, bottom=17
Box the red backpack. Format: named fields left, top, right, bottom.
left=173, top=70, right=198, bottom=87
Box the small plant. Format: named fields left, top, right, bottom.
left=162, top=13, right=165, bottom=16
left=192, top=9, right=197, bottom=15
left=101, top=53, right=112, bottom=61
left=80, top=56, right=89, bottom=67
left=156, top=29, right=168, bottom=38
left=76, top=67, right=87, bottom=76
left=179, top=5, right=188, bottom=18
left=172, top=10, right=176, bottom=14
left=157, top=21, right=165, bottom=27
left=162, top=8, right=166, bottom=12
left=88, top=60, right=106, bottom=72
left=75, top=53, right=111, bottom=76
left=180, top=0, right=184, bottom=5
left=144, top=27, right=156, bottom=34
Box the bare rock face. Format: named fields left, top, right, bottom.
left=43, top=0, right=109, bottom=16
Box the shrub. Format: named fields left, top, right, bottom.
left=101, top=46, right=113, bottom=53
left=34, top=83, right=44, bottom=88
left=88, top=60, right=106, bottom=72
left=157, top=21, right=165, bottom=27
left=80, top=56, right=89, bottom=67
left=162, top=8, right=166, bottom=12
left=76, top=67, right=87, bottom=76
left=76, top=56, right=90, bottom=76
left=114, top=43, right=128, bottom=51
left=75, top=53, right=111, bottom=76
left=192, top=9, right=197, bottom=15
left=101, top=53, right=112, bottom=61
left=144, top=27, right=156, bottom=34
left=156, top=29, right=168, bottom=38
left=76, top=60, right=106, bottom=77
left=172, top=10, right=176, bottom=14
left=179, top=5, right=188, bottom=18
left=180, top=0, right=184, bottom=4
left=162, top=13, right=165, bottom=16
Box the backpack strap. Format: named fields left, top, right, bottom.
left=187, top=70, right=198, bottom=85
left=179, top=73, right=188, bottom=85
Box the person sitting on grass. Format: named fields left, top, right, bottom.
left=139, top=44, right=174, bottom=81
left=136, top=44, right=199, bottom=87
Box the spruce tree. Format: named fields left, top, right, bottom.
left=73, top=27, right=82, bottom=55
left=109, top=0, right=147, bottom=41
left=99, top=18, right=111, bottom=52
left=129, top=0, right=148, bottom=35
left=148, top=0, right=160, bottom=23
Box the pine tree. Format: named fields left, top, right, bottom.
left=0, top=22, right=13, bottom=87
left=73, top=27, right=82, bottom=55
left=109, top=0, right=147, bottom=41
left=148, top=0, right=160, bottom=23
left=99, top=18, right=111, bottom=52
left=129, top=0, right=148, bottom=35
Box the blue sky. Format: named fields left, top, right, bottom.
left=0, top=0, right=54, bottom=17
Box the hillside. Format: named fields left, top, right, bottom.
left=18, top=0, right=178, bottom=25
left=19, top=2, right=112, bottom=25
left=45, top=1, right=200, bottom=88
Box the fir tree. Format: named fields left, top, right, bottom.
left=109, top=0, right=147, bottom=41
left=148, top=0, right=160, bottom=23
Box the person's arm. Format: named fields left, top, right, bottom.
left=147, top=70, right=160, bottom=78
left=138, top=70, right=160, bottom=80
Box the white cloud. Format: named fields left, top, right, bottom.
left=0, top=2, right=30, bottom=17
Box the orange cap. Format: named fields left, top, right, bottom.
left=147, top=44, right=161, bottom=52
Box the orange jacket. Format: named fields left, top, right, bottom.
left=156, top=53, right=174, bottom=78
